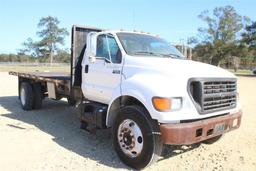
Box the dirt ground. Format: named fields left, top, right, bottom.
left=0, top=72, right=255, bottom=171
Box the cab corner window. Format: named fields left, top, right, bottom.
left=96, top=34, right=122, bottom=64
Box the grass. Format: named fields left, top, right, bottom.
left=0, top=64, right=70, bottom=73
left=228, top=69, right=253, bottom=75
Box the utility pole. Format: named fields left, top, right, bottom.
left=132, top=9, right=135, bottom=30
left=50, top=43, right=53, bottom=66
left=184, top=45, right=187, bottom=58
left=189, top=47, right=192, bottom=60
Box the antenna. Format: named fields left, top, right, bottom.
left=132, top=9, right=135, bottom=30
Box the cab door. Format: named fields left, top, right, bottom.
left=82, top=33, right=123, bottom=104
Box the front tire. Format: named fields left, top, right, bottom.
left=112, top=106, right=163, bottom=169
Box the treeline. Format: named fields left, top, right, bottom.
left=190, top=6, right=256, bottom=70
left=0, top=16, right=70, bottom=63
left=0, top=50, right=70, bottom=63
left=1, top=6, right=256, bottom=70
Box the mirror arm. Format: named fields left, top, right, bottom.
left=104, top=58, right=111, bottom=63
left=89, top=56, right=96, bottom=63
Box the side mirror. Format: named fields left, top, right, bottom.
left=87, top=32, right=97, bottom=63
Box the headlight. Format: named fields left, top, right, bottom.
left=152, top=97, right=182, bottom=111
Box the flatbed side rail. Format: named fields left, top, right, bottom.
left=9, top=71, right=69, bottom=85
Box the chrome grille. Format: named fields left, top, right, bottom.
left=189, top=79, right=237, bottom=114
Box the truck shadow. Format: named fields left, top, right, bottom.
left=0, top=96, right=128, bottom=169
left=0, top=96, right=201, bottom=169
left=161, top=143, right=201, bottom=161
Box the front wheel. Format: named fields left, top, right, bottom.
left=112, top=106, right=163, bottom=169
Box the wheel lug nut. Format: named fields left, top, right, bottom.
left=129, top=122, right=134, bottom=127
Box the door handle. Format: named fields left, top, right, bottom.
left=112, top=70, right=120, bottom=74
left=85, top=65, right=89, bottom=73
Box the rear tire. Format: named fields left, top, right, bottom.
left=20, top=82, right=34, bottom=110
left=32, top=83, right=43, bottom=109
left=253, top=69, right=256, bottom=75
left=67, top=97, right=76, bottom=106
left=112, top=105, right=163, bottom=169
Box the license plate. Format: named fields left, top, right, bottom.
left=214, top=122, right=226, bottom=134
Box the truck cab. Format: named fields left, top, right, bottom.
left=79, top=29, right=242, bottom=169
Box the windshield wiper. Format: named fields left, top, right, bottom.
left=160, top=53, right=183, bottom=59
left=134, top=51, right=184, bottom=59
left=133, top=51, right=161, bottom=56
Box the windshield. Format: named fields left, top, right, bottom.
left=117, top=32, right=185, bottom=59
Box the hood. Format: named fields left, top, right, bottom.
left=124, top=56, right=236, bottom=79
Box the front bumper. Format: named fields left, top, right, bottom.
left=159, top=110, right=242, bottom=145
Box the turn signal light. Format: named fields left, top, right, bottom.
left=152, top=97, right=171, bottom=111
left=152, top=97, right=182, bottom=111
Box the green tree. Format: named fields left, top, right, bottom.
left=54, top=49, right=71, bottom=63
left=36, top=16, right=69, bottom=64
left=241, top=21, right=256, bottom=67
left=19, top=38, right=39, bottom=57
left=195, top=6, right=248, bottom=66
left=242, top=21, right=256, bottom=48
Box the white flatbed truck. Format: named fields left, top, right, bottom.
left=10, top=25, right=242, bottom=169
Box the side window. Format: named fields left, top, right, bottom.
left=96, top=34, right=121, bottom=63
left=96, top=35, right=109, bottom=60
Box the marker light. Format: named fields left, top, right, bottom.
left=152, top=97, right=182, bottom=111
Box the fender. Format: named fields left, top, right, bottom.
left=106, top=74, right=164, bottom=127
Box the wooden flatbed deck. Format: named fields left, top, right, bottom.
left=9, top=71, right=71, bottom=85
left=9, top=71, right=72, bottom=98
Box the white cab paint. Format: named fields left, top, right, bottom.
left=81, top=31, right=241, bottom=126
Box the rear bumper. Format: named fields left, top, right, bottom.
left=160, top=110, right=242, bottom=145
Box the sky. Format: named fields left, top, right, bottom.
left=0, top=0, right=256, bottom=53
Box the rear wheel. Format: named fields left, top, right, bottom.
left=113, top=106, right=163, bottom=169
left=32, top=83, right=43, bottom=109
left=20, top=82, right=34, bottom=110
left=67, top=97, right=76, bottom=106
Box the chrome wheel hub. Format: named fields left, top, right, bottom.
left=117, top=119, right=143, bottom=158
